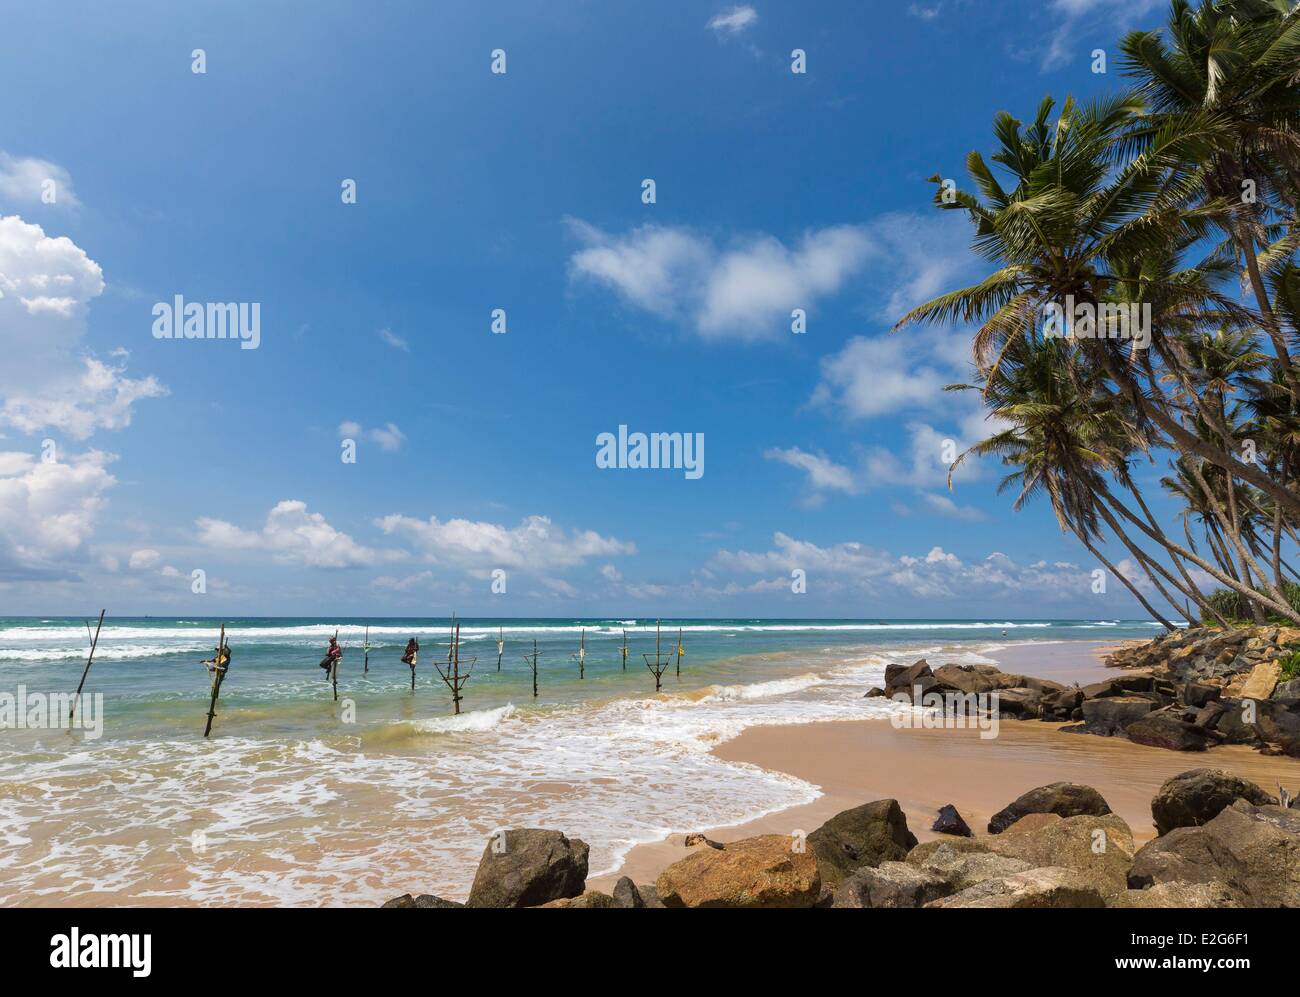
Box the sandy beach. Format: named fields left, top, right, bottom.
left=589, top=639, right=1300, bottom=893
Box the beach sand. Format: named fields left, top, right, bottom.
left=589, top=638, right=1300, bottom=893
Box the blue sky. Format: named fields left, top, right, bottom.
left=0, top=0, right=1183, bottom=618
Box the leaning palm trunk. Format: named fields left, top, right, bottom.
left=1120, top=479, right=1225, bottom=624
left=1089, top=500, right=1197, bottom=623
left=1069, top=521, right=1175, bottom=630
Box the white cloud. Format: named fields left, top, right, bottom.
left=764, top=447, right=858, bottom=494
left=567, top=219, right=870, bottom=342
left=601, top=563, right=622, bottom=582
left=196, top=500, right=398, bottom=569
left=338, top=420, right=406, bottom=452
left=713, top=533, right=1101, bottom=604
left=0, top=448, right=116, bottom=579
left=919, top=492, right=986, bottom=521
left=0, top=215, right=165, bottom=438
left=378, top=328, right=409, bottom=352
left=810, top=330, right=965, bottom=419
left=708, top=5, right=758, bottom=35
left=0, top=152, right=80, bottom=209
left=1, top=357, right=167, bottom=440
left=1040, top=0, right=1164, bottom=70
left=375, top=512, right=635, bottom=573
left=129, top=548, right=161, bottom=570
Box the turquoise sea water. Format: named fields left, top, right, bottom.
left=0, top=616, right=1161, bottom=905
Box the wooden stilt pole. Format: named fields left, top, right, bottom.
left=70, top=609, right=105, bottom=722
left=203, top=623, right=229, bottom=737
left=621, top=628, right=628, bottom=672
left=643, top=618, right=671, bottom=692
left=434, top=615, right=476, bottom=715
left=363, top=625, right=369, bottom=674
left=520, top=639, right=541, bottom=697
left=676, top=628, right=684, bottom=678
left=497, top=627, right=503, bottom=672
left=575, top=627, right=586, bottom=679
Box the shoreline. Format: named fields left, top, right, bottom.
left=589, top=638, right=1300, bottom=894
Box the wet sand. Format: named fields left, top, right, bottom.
left=589, top=639, right=1300, bottom=892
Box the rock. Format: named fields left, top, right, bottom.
left=832, top=861, right=953, bottom=908
left=994, top=687, right=1043, bottom=718
left=381, top=893, right=464, bottom=908
left=1150, top=769, right=1278, bottom=835
left=1251, top=699, right=1300, bottom=752
left=1110, top=881, right=1245, bottom=908
left=466, top=829, right=590, bottom=909
left=1184, top=682, right=1222, bottom=708
left=863, top=686, right=885, bottom=698
left=1080, top=680, right=1122, bottom=700
left=1275, top=678, right=1300, bottom=700
left=932, top=803, right=973, bottom=837
left=1077, top=696, right=1155, bottom=735
left=987, top=782, right=1112, bottom=834
left=885, top=659, right=932, bottom=692
left=1125, top=713, right=1214, bottom=751
left=1019, top=675, right=1067, bottom=696
left=925, top=867, right=1107, bottom=908
left=1128, top=801, right=1300, bottom=906
left=683, top=833, right=724, bottom=850
left=985, top=813, right=1135, bottom=899
left=906, top=840, right=1032, bottom=890
left=610, top=876, right=645, bottom=908
left=538, top=891, right=614, bottom=908
left=637, top=884, right=666, bottom=908
left=1238, top=660, right=1282, bottom=701
left=932, top=663, right=1002, bottom=695
left=807, top=799, right=917, bottom=887
left=655, top=834, right=820, bottom=908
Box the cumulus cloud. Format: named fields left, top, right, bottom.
left=708, top=5, right=758, bottom=35
left=0, top=152, right=81, bottom=209
left=1039, top=0, right=1164, bottom=70
left=129, top=548, right=161, bottom=570
left=764, top=447, right=859, bottom=495
left=567, top=219, right=870, bottom=342
left=713, top=533, right=1100, bottom=604
left=0, top=448, right=116, bottom=579
left=375, top=512, right=635, bottom=573
left=0, top=214, right=165, bottom=437
left=196, top=500, right=398, bottom=569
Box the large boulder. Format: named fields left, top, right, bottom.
left=1128, top=801, right=1300, bottom=906
left=932, top=664, right=1002, bottom=695
left=1236, top=660, right=1282, bottom=701
left=987, top=782, right=1112, bottom=834
left=884, top=659, right=934, bottom=701
left=1150, top=769, right=1278, bottom=835
left=832, top=861, right=952, bottom=908
left=807, top=799, right=917, bottom=887
left=466, top=829, right=590, bottom=908
left=925, top=867, right=1107, bottom=908
left=655, top=834, right=820, bottom=908
left=1110, top=881, right=1245, bottom=908
left=1078, top=696, right=1155, bottom=735
left=985, top=813, right=1135, bottom=899
left=905, top=839, right=1032, bottom=891
left=1125, top=713, right=1215, bottom=751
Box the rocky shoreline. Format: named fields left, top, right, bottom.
left=383, top=769, right=1299, bottom=907
left=866, top=625, right=1300, bottom=756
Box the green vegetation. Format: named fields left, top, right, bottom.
left=906, top=0, right=1300, bottom=632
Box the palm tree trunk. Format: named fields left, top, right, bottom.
left=1069, top=522, right=1175, bottom=630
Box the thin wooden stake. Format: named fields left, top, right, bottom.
left=497, top=627, right=504, bottom=672
left=676, top=627, right=684, bottom=678
left=574, top=627, right=586, bottom=679
left=621, top=629, right=628, bottom=671
left=519, top=639, right=543, bottom=698
left=643, top=618, right=671, bottom=692
left=70, top=609, right=105, bottom=722
left=364, top=625, right=370, bottom=674
left=203, top=623, right=229, bottom=737
left=434, top=615, right=476, bottom=715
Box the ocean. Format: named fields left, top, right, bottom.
left=0, top=616, right=1162, bottom=906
